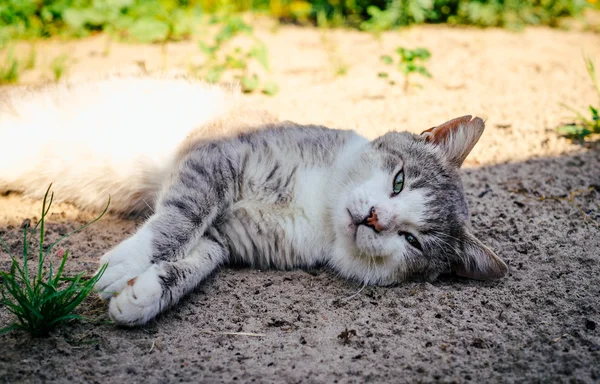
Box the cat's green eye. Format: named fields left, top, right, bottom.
left=400, top=231, right=422, bottom=251
left=392, top=170, right=405, bottom=195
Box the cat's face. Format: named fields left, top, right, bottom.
left=330, top=116, right=508, bottom=285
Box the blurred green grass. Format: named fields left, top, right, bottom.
left=0, top=0, right=597, bottom=43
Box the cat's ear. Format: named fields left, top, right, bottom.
left=454, top=230, right=508, bottom=280
left=420, top=115, right=485, bottom=167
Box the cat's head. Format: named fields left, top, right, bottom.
left=331, top=115, right=508, bottom=285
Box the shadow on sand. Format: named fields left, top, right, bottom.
left=0, top=146, right=598, bottom=382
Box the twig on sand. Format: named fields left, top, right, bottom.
left=199, top=330, right=267, bottom=337
left=222, top=331, right=266, bottom=337
left=551, top=334, right=569, bottom=343
left=509, top=187, right=598, bottom=227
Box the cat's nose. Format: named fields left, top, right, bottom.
left=363, top=207, right=385, bottom=233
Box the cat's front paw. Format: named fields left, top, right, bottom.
left=108, top=265, right=164, bottom=326
left=95, top=226, right=154, bottom=300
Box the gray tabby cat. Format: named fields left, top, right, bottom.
left=0, top=74, right=508, bottom=326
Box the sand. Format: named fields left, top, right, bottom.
left=1, top=23, right=599, bottom=383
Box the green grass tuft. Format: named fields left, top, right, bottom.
left=0, top=45, right=38, bottom=84
left=379, top=46, right=432, bottom=92
left=50, top=54, right=70, bottom=82
left=0, top=47, right=21, bottom=84
left=0, top=185, right=109, bottom=337
left=191, top=15, right=278, bottom=95
left=558, top=56, right=600, bottom=140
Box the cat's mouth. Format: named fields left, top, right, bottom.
left=346, top=208, right=377, bottom=242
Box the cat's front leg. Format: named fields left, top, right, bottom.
left=104, top=232, right=228, bottom=325
left=95, top=143, right=238, bottom=325
left=95, top=222, right=155, bottom=301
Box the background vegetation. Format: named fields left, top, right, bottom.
left=0, top=0, right=597, bottom=44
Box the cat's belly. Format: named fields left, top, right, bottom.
left=220, top=168, right=332, bottom=269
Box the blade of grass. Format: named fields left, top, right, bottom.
left=61, top=269, right=107, bottom=315
left=37, top=186, right=54, bottom=281
left=38, top=275, right=84, bottom=306
left=47, top=314, right=84, bottom=327
left=559, top=102, right=594, bottom=125
left=0, top=282, right=30, bottom=326
left=585, top=57, right=600, bottom=99
left=44, top=197, right=110, bottom=259
left=0, top=324, right=23, bottom=335
left=0, top=290, right=28, bottom=317
left=49, top=250, right=69, bottom=287
left=1, top=265, right=34, bottom=316
left=1, top=281, right=43, bottom=320
left=0, top=235, right=11, bottom=255
left=21, top=220, right=32, bottom=299
left=3, top=254, right=27, bottom=285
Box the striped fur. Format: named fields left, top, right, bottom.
left=0, top=75, right=508, bottom=325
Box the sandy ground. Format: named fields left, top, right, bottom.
left=1, top=23, right=600, bottom=383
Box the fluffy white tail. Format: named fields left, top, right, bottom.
left=0, top=74, right=235, bottom=215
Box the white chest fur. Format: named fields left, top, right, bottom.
left=223, top=132, right=369, bottom=269
left=223, top=166, right=333, bottom=269
left=285, top=166, right=333, bottom=265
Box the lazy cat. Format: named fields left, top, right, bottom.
left=0, top=74, right=508, bottom=326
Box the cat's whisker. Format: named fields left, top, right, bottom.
left=428, top=233, right=469, bottom=274
left=429, top=234, right=461, bottom=255
left=427, top=236, right=457, bottom=273
left=305, top=128, right=335, bottom=158
left=432, top=231, right=464, bottom=243
left=367, top=251, right=385, bottom=285
left=142, top=199, right=155, bottom=214
left=343, top=280, right=367, bottom=301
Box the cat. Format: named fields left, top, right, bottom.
left=0, top=73, right=508, bottom=326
